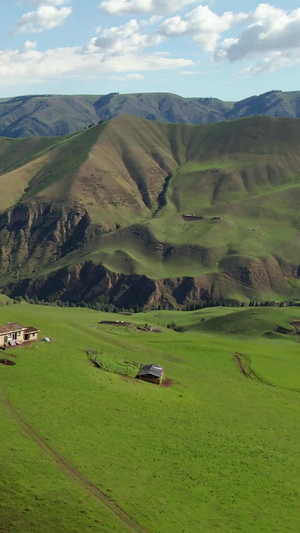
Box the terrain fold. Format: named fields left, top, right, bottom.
left=0, top=114, right=300, bottom=307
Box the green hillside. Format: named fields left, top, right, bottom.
left=0, top=304, right=299, bottom=532
left=0, top=114, right=300, bottom=305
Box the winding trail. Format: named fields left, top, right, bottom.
left=232, top=352, right=266, bottom=381
left=232, top=352, right=300, bottom=394
left=232, top=352, right=253, bottom=378
left=0, top=388, right=149, bottom=533
left=232, top=352, right=264, bottom=380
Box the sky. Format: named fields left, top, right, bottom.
left=0, top=1, right=299, bottom=100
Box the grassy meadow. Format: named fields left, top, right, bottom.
left=0, top=303, right=300, bottom=532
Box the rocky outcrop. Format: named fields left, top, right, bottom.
left=2, top=254, right=299, bottom=309
left=0, top=200, right=96, bottom=278
left=0, top=203, right=299, bottom=309
left=3, top=263, right=157, bottom=308
left=219, top=255, right=293, bottom=295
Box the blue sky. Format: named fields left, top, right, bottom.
left=0, top=1, right=299, bottom=100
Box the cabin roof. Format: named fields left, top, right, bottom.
left=0, top=323, right=26, bottom=335
left=138, top=364, right=164, bottom=378
left=24, top=326, right=40, bottom=334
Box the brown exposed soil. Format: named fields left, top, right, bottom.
left=0, top=359, right=16, bottom=366
left=233, top=352, right=250, bottom=377
left=120, top=375, right=180, bottom=387
left=232, top=352, right=269, bottom=383
left=135, top=326, right=161, bottom=333
left=160, top=377, right=179, bottom=387
left=0, top=388, right=149, bottom=533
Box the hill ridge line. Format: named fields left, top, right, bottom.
left=1, top=90, right=300, bottom=138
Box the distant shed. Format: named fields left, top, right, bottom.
left=137, top=364, right=164, bottom=385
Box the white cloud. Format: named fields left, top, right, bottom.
left=215, top=4, right=300, bottom=74
left=11, top=5, right=72, bottom=34
left=126, top=72, right=145, bottom=78
left=158, top=5, right=246, bottom=52
left=20, top=1, right=71, bottom=5
left=100, top=0, right=198, bottom=16
left=0, top=36, right=192, bottom=89
left=92, top=19, right=165, bottom=58
left=180, top=70, right=203, bottom=75
left=110, top=72, right=146, bottom=80
left=239, top=50, right=300, bottom=76
left=22, top=39, right=38, bottom=50
left=139, top=16, right=163, bottom=28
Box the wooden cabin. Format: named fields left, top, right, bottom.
left=137, top=364, right=164, bottom=385
left=0, top=323, right=39, bottom=348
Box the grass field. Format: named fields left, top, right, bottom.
left=0, top=304, right=299, bottom=532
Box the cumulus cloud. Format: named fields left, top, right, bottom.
left=139, top=16, right=163, bottom=28
left=0, top=29, right=192, bottom=89
left=215, top=4, right=300, bottom=74
left=158, top=5, right=246, bottom=52
left=100, top=0, right=198, bottom=16
left=11, top=5, right=72, bottom=34
left=22, top=39, right=38, bottom=50
left=92, top=19, right=165, bottom=57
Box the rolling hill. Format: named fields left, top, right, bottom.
left=0, top=114, right=300, bottom=308
left=1, top=90, right=300, bottom=138
left=1, top=304, right=299, bottom=532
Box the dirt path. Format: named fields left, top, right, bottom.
left=232, top=352, right=300, bottom=393
left=0, top=388, right=149, bottom=533
left=232, top=352, right=274, bottom=384
left=232, top=352, right=252, bottom=378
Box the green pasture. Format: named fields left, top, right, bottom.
left=0, top=304, right=299, bottom=532
left=68, top=190, right=299, bottom=281
left=70, top=146, right=300, bottom=282
left=0, top=294, right=13, bottom=305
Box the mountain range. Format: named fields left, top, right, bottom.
left=1, top=90, right=300, bottom=138
left=0, top=113, right=300, bottom=308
